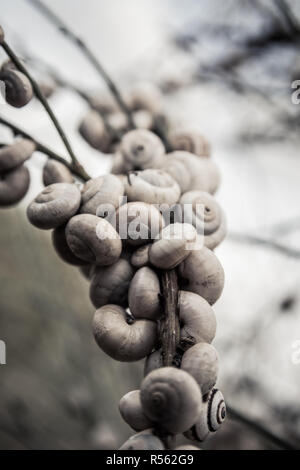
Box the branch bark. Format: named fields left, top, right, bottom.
left=160, top=269, right=180, bottom=367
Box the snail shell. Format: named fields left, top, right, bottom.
left=0, top=69, right=33, bottom=108
left=185, top=388, right=226, bottom=442
left=144, top=349, right=163, bottom=377
left=80, top=174, right=124, bottom=215
left=178, top=291, right=216, bottom=351
left=0, top=165, right=30, bottom=206
left=125, top=169, right=180, bottom=205
left=133, top=109, right=154, bottom=130
left=107, top=112, right=128, bottom=134
left=66, top=214, right=122, bottom=266
left=178, top=246, right=224, bottom=305
left=140, top=367, right=202, bottom=434
left=119, top=429, right=165, bottom=450
left=27, top=183, right=81, bottom=229
left=52, top=224, right=86, bottom=266
left=89, top=92, right=118, bottom=115
left=92, top=304, right=157, bottom=362
left=90, top=258, right=134, bottom=308
left=43, top=160, right=74, bottom=186
left=127, top=82, right=162, bottom=115
left=181, top=342, right=218, bottom=396
left=169, top=130, right=211, bottom=157
left=174, top=445, right=200, bottom=450
left=0, top=26, right=4, bottom=44
left=119, top=129, right=165, bottom=171
left=180, top=191, right=226, bottom=249
left=111, top=152, right=127, bottom=174
left=161, top=155, right=191, bottom=193
left=0, top=139, right=36, bottom=172
left=128, top=267, right=161, bottom=320
left=79, top=110, right=111, bottom=152
left=149, top=223, right=198, bottom=270
left=131, top=244, right=150, bottom=268
left=119, top=390, right=153, bottom=431
left=116, top=202, right=164, bottom=246
left=169, top=151, right=220, bottom=194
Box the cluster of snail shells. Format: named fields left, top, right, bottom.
left=0, top=60, right=33, bottom=108
left=25, top=124, right=226, bottom=449
left=0, top=138, right=36, bottom=207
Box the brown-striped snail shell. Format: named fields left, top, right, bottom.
left=128, top=267, right=161, bottom=320
left=169, top=130, right=211, bottom=158
left=184, top=389, right=226, bottom=442
left=118, top=129, right=165, bottom=171
left=178, top=247, right=224, bottom=305
left=0, top=139, right=36, bottom=172
left=90, top=258, right=134, bottom=308
left=79, top=110, right=111, bottom=152
left=65, top=214, right=122, bottom=266
left=144, top=349, right=163, bottom=377
left=116, top=202, right=164, bottom=246
left=169, top=151, right=220, bottom=194
left=130, top=244, right=150, bottom=268
left=80, top=174, right=124, bottom=215
left=119, top=429, right=165, bottom=450
left=119, top=390, right=153, bottom=431
left=181, top=342, right=218, bottom=396
left=27, top=183, right=81, bottom=229
left=178, top=291, right=217, bottom=351
left=179, top=191, right=226, bottom=250
left=0, top=165, right=30, bottom=206
left=149, top=223, right=198, bottom=270
left=140, top=367, right=202, bottom=434
left=0, top=68, right=33, bottom=108
left=43, top=160, right=74, bottom=186
left=161, top=155, right=191, bottom=193
left=52, top=224, right=86, bottom=266
left=125, top=169, right=180, bottom=205
left=92, top=304, right=157, bottom=362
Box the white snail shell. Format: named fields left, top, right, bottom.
left=0, top=165, right=30, bottom=206
left=140, top=367, right=202, bottom=434
left=169, top=130, right=211, bottom=158
left=116, top=202, right=164, bottom=246
left=119, top=429, right=165, bottom=450
left=161, top=155, right=191, bottom=193
left=128, top=267, right=161, bottom=320
left=184, top=388, right=226, bottom=442
left=0, top=139, right=36, bottom=172
left=118, top=129, right=165, bottom=171
left=125, top=169, right=180, bottom=205
left=79, top=110, right=111, bottom=153
left=126, top=82, right=162, bottom=115
left=149, top=223, right=198, bottom=270
left=119, top=390, right=153, bottom=431
left=179, top=191, right=226, bottom=249
left=178, top=291, right=217, bottom=351
left=93, top=304, right=157, bottom=362
left=27, top=183, right=81, bottom=230
left=43, top=160, right=74, bottom=186
left=65, top=214, right=122, bottom=266
left=178, top=246, right=224, bottom=305
left=181, top=342, right=218, bottom=396
left=131, top=244, right=150, bottom=268
left=52, top=224, right=87, bottom=266
left=90, top=258, right=134, bottom=308
left=168, top=151, right=220, bottom=194
left=80, top=174, right=124, bottom=215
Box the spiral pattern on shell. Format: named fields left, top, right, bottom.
left=207, top=388, right=226, bottom=432
left=169, top=130, right=211, bottom=157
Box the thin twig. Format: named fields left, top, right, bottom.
left=1, top=39, right=82, bottom=170
left=26, top=0, right=135, bottom=129
left=227, top=405, right=296, bottom=450
left=0, top=115, right=90, bottom=181
left=228, top=232, right=300, bottom=258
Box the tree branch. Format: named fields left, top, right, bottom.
left=228, top=232, right=300, bottom=258
left=0, top=115, right=90, bottom=181
left=227, top=405, right=296, bottom=450
left=26, top=0, right=135, bottom=129
left=160, top=269, right=180, bottom=367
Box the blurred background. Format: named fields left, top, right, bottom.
left=0, top=0, right=300, bottom=450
